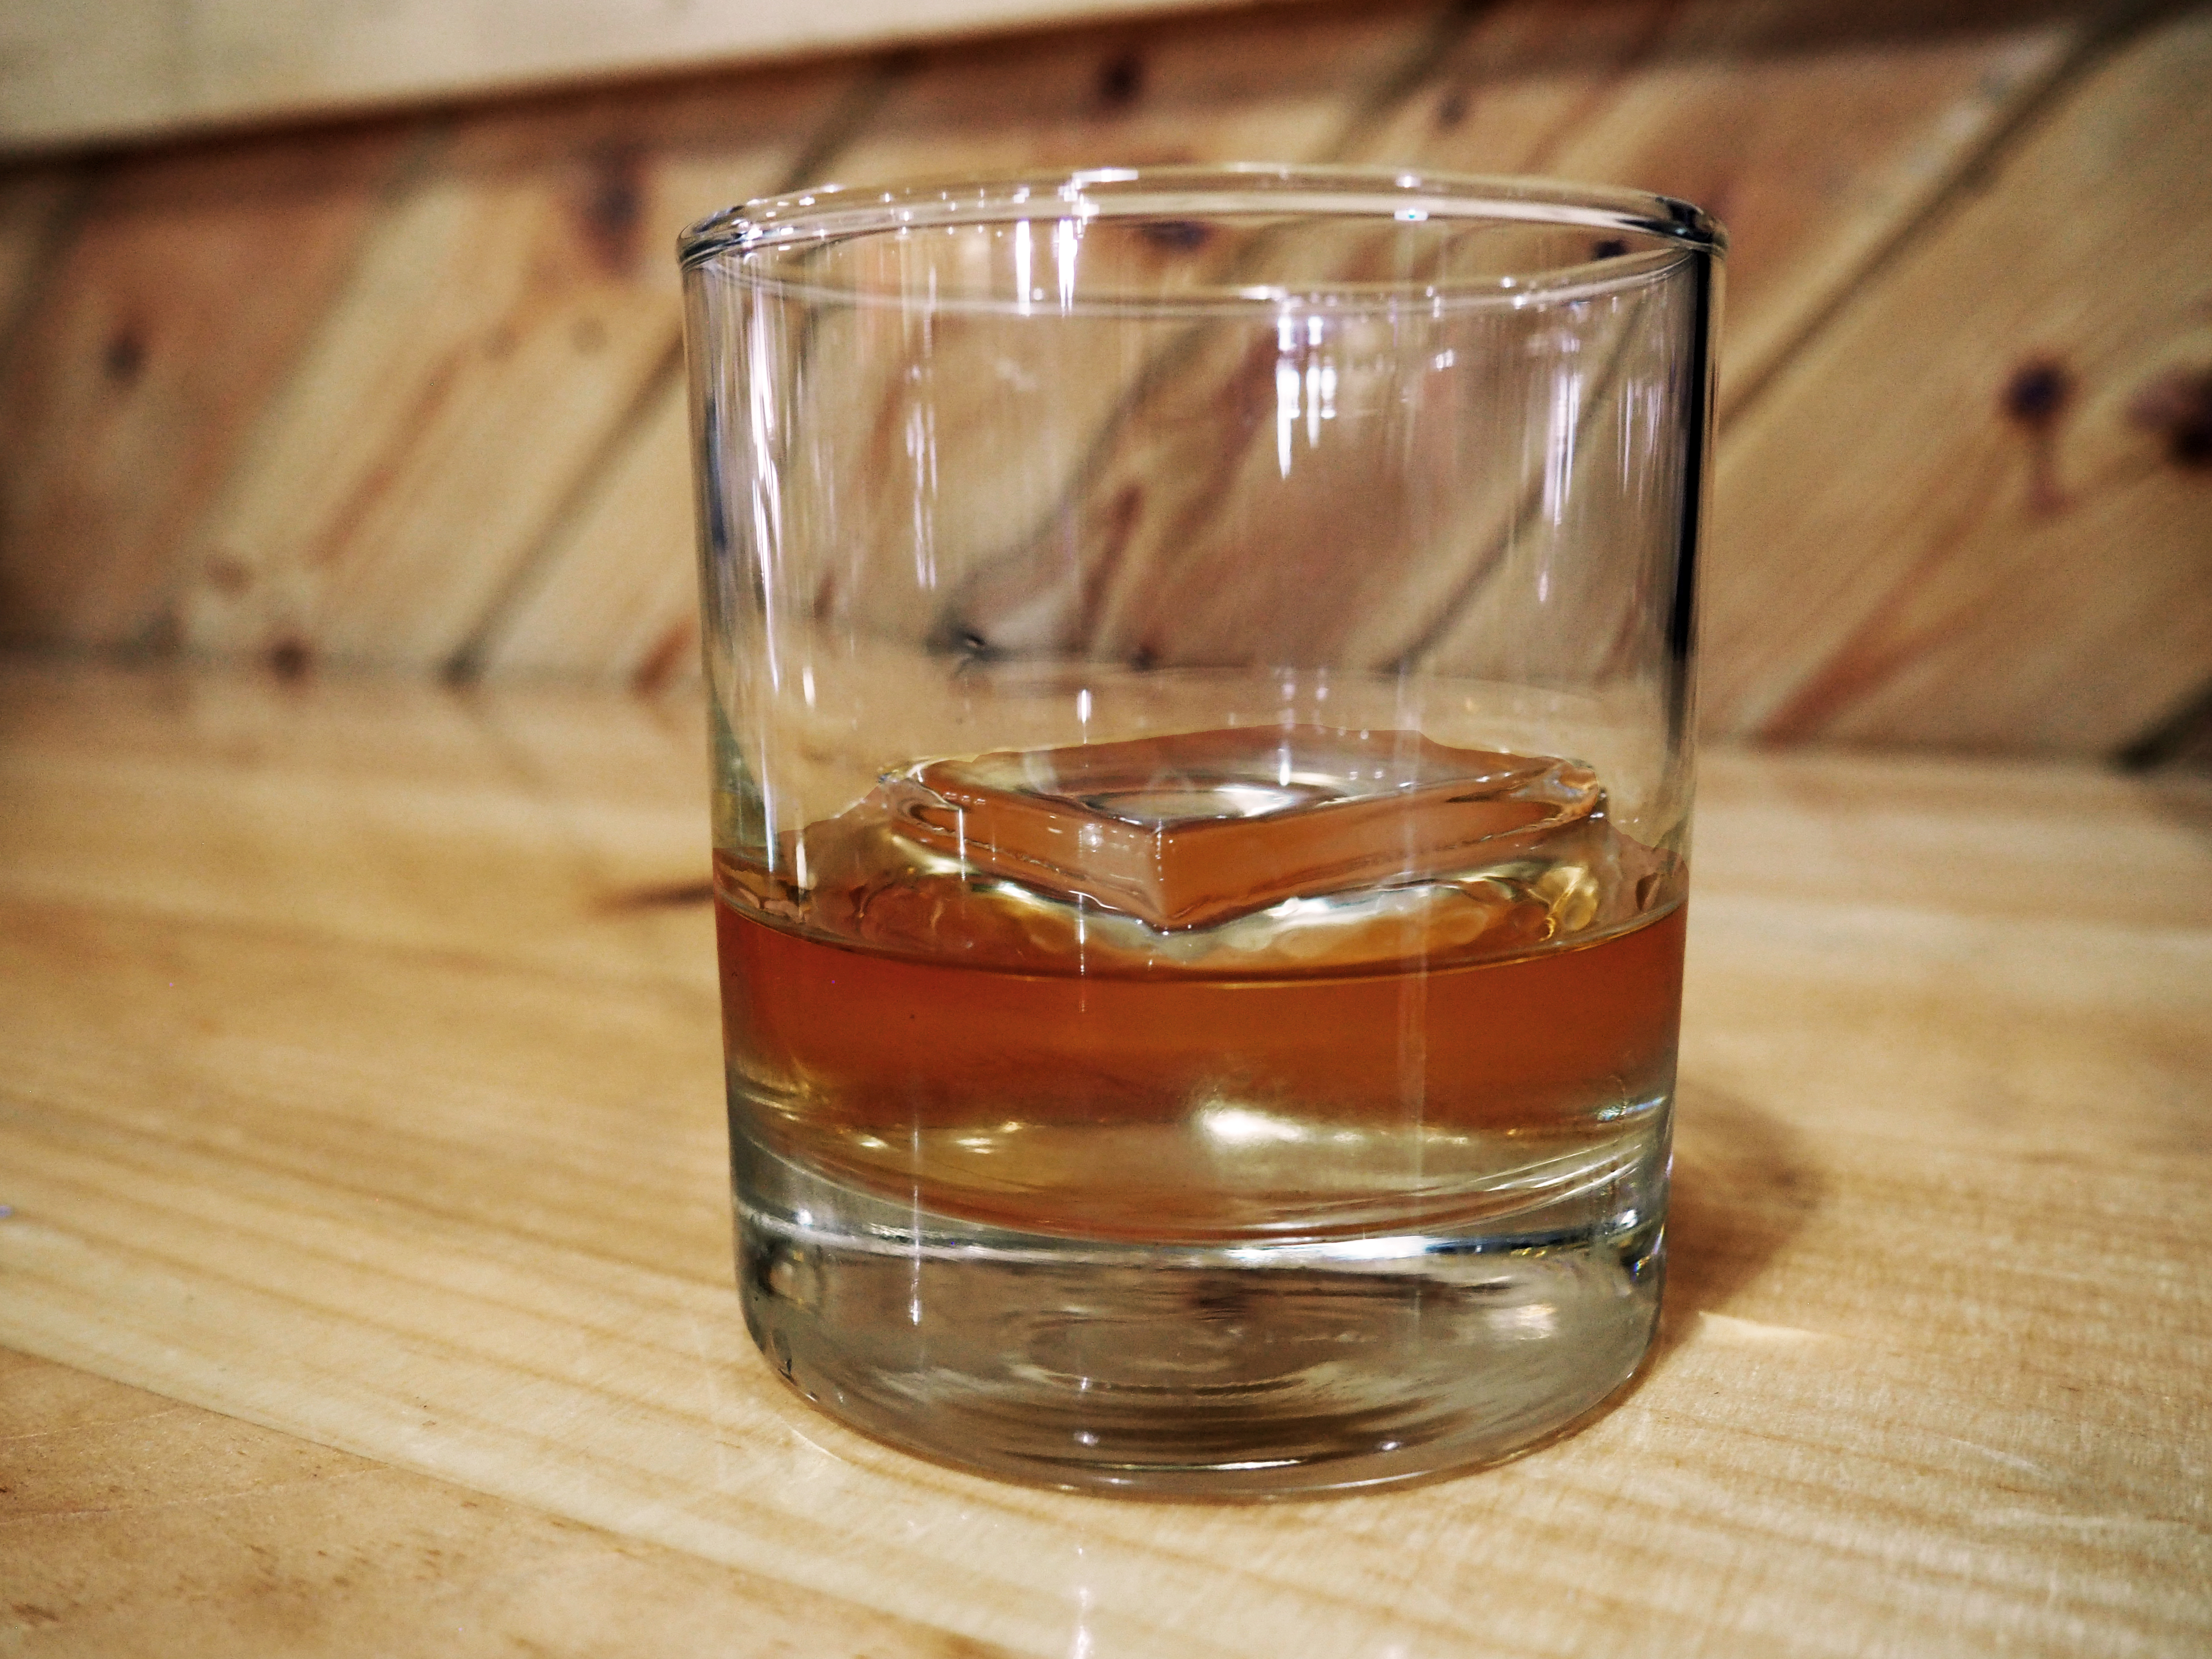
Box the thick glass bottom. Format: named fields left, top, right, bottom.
left=733, top=1133, right=1665, bottom=1497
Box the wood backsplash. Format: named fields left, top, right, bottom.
left=1, top=0, right=2205, bottom=758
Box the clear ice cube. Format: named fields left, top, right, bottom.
left=724, top=725, right=1674, bottom=974
left=876, top=725, right=1602, bottom=931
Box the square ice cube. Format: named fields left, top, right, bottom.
left=881, top=725, right=1597, bottom=930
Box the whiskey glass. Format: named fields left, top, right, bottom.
left=680, top=166, right=1723, bottom=1494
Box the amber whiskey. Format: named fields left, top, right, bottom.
left=714, top=725, right=1684, bottom=1242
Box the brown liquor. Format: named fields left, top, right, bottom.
left=715, top=726, right=1684, bottom=1242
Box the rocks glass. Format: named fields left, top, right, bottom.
left=680, top=166, right=1723, bottom=1494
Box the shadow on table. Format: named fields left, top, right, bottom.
left=2139, top=770, right=2212, bottom=849
left=1650, top=1079, right=1825, bottom=1364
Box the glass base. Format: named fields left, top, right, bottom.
left=734, top=1140, right=1664, bottom=1497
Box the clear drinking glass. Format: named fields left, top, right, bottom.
left=680, top=166, right=1723, bottom=1495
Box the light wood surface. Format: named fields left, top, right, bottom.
left=3, top=658, right=2206, bottom=1656
left=0, top=1348, right=995, bottom=1657
left=0, top=0, right=1323, bottom=155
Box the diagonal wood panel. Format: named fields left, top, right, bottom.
left=859, top=0, right=2099, bottom=682
left=817, top=0, right=1454, bottom=185
left=169, top=65, right=863, bottom=675
left=1, top=0, right=1349, bottom=155
left=472, top=385, right=701, bottom=686
left=1348, top=0, right=2093, bottom=413
left=0, top=0, right=2197, bottom=759
left=480, top=0, right=2101, bottom=693
left=0, top=129, right=410, bottom=648
left=472, top=1, right=1460, bottom=685
left=0, top=162, right=80, bottom=351
left=1702, top=8, right=2212, bottom=752
left=1007, top=0, right=2097, bottom=678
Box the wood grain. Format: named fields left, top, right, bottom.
left=474, top=0, right=1455, bottom=684
left=0, top=0, right=1333, bottom=156
left=2126, top=683, right=2212, bottom=771
left=0, top=1349, right=1009, bottom=1658
left=0, top=0, right=178, bottom=152
left=937, top=0, right=2100, bottom=680
left=0, top=128, right=410, bottom=649
left=481, top=0, right=2119, bottom=702
left=0, top=164, right=79, bottom=350
left=2, top=657, right=2206, bottom=1657
left=169, top=65, right=860, bottom=676
left=0, top=0, right=2203, bottom=760
left=1347, top=0, right=2093, bottom=413
left=1702, top=7, right=2212, bottom=752
left=470, top=383, right=702, bottom=687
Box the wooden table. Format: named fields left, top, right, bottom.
left=3, top=659, right=2207, bottom=1656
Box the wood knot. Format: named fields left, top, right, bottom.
left=103, top=327, right=147, bottom=386
left=1138, top=219, right=1210, bottom=252
left=267, top=637, right=312, bottom=681
left=578, top=148, right=644, bottom=276
left=2128, top=366, right=2212, bottom=469
left=2000, top=357, right=2071, bottom=430
left=2000, top=356, right=2073, bottom=514
left=631, top=619, right=695, bottom=694
left=1096, top=51, right=1144, bottom=110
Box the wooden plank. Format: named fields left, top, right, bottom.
left=1, top=658, right=2207, bottom=1657
left=2123, top=681, right=2212, bottom=771
left=915, top=0, right=2191, bottom=746
left=0, top=128, right=408, bottom=649
left=818, top=0, right=1451, bottom=185
left=0, top=0, right=2196, bottom=759
left=0, top=658, right=712, bottom=1002
left=0, top=1349, right=1009, bottom=1658
left=475, top=0, right=1456, bottom=683
left=0, top=0, right=1335, bottom=156
left=493, top=0, right=2103, bottom=692
left=465, top=371, right=702, bottom=687
left=1701, top=8, right=2212, bottom=751
left=0, top=163, right=80, bottom=351
left=0, top=0, right=179, bottom=152
left=1346, top=0, right=2091, bottom=413
left=968, top=0, right=2100, bottom=681
left=171, top=64, right=861, bottom=677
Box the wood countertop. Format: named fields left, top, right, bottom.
left=2, top=659, right=2207, bottom=1656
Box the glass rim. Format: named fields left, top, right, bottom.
left=677, top=163, right=1726, bottom=313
